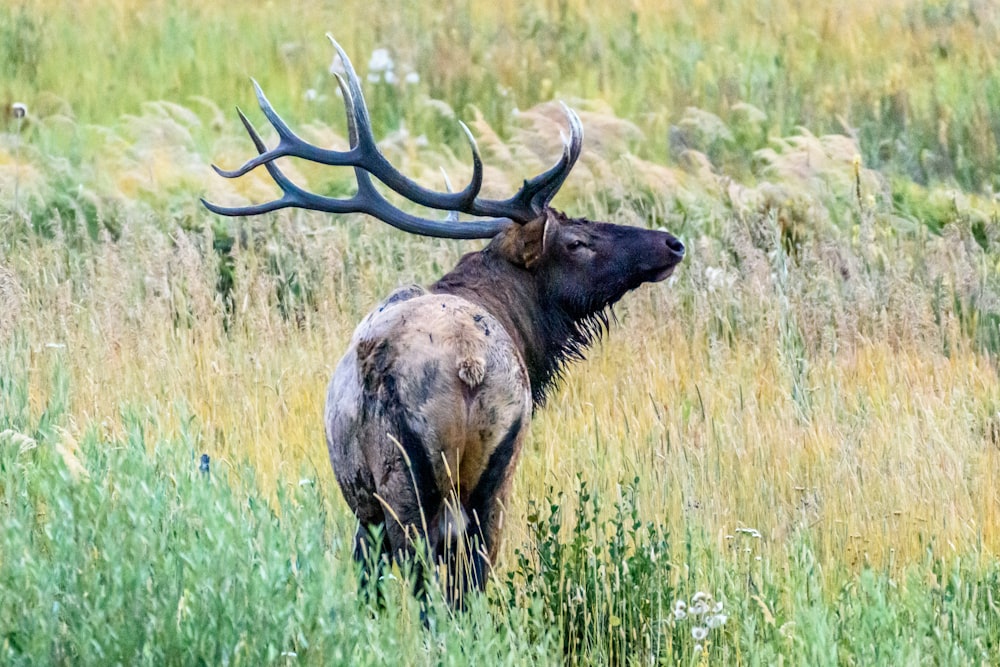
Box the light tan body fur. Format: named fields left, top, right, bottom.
left=325, top=286, right=531, bottom=586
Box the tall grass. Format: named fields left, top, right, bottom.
left=2, top=0, right=1000, bottom=663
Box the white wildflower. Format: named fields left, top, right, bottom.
left=694, top=643, right=703, bottom=653
left=692, top=626, right=708, bottom=641
left=736, top=527, right=761, bottom=538
left=405, top=71, right=420, bottom=85
left=706, top=614, right=727, bottom=629
left=384, top=70, right=398, bottom=85
left=368, top=48, right=394, bottom=73
left=304, top=88, right=318, bottom=102
left=11, top=102, right=27, bottom=119
left=367, top=72, right=381, bottom=84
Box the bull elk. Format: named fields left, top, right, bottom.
left=204, top=35, right=685, bottom=606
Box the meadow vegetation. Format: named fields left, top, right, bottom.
left=2, top=0, right=1000, bottom=663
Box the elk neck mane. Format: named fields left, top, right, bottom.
left=431, top=240, right=613, bottom=407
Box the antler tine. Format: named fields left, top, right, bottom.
left=458, top=102, right=584, bottom=222
left=528, top=103, right=584, bottom=211
left=211, top=80, right=334, bottom=179
left=332, top=73, right=360, bottom=147
left=513, top=103, right=583, bottom=214
left=440, top=168, right=459, bottom=222
left=327, top=34, right=488, bottom=211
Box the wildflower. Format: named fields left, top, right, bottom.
left=304, top=88, right=318, bottom=102
left=712, top=601, right=724, bottom=614
left=11, top=102, right=27, bottom=119
left=692, top=626, right=708, bottom=641
left=384, top=70, right=398, bottom=85
left=694, top=643, right=703, bottom=653
left=691, top=600, right=709, bottom=615
left=735, top=527, right=761, bottom=538
left=404, top=71, right=420, bottom=85
left=706, top=614, right=727, bottom=629
left=368, top=48, right=394, bottom=73
left=672, top=599, right=687, bottom=620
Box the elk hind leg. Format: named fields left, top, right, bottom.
left=376, top=420, right=444, bottom=606
left=456, top=416, right=524, bottom=601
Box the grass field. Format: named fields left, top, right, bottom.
left=2, top=0, right=1000, bottom=664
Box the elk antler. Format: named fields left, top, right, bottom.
left=202, top=34, right=584, bottom=239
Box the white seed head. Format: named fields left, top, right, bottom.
left=404, top=71, right=420, bottom=85
left=706, top=613, right=727, bottom=629
left=736, top=527, right=762, bottom=538
left=11, top=102, right=27, bottom=119
left=368, top=47, right=394, bottom=73
left=692, top=626, right=708, bottom=641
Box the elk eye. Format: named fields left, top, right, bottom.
left=567, top=239, right=587, bottom=251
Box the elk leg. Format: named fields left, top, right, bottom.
left=376, top=414, right=444, bottom=605
left=462, top=416, right=524, bottom=594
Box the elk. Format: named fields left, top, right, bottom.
left=204, top=35, right=685, bottom=606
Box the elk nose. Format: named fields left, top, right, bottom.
left=665, top=236, right=685, bottom=258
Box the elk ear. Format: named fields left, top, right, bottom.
left=496, top=214, right=550, bottom=269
